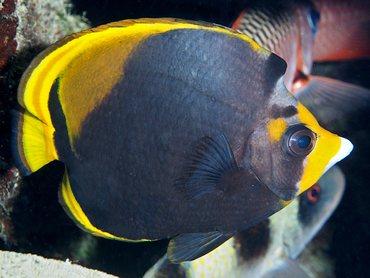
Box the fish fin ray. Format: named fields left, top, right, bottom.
left=143, top=254, right=186, bottom=278
left=11, top=107, right=58, bottom=176
left=167, top=231, right=235, bottom=263
left=11, top=109, right=32, bottom=176
left=294, top=75, right=370, bottom=123
left=261, top=258, right=309, bottom=278
left=177, top=134, right=239, bottom=199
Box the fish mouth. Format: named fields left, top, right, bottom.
left=323, top=136, right=353, bottom=174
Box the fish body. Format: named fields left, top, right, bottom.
left=144, top=165, right=346, bottom=278
left=233, top=0, right=370, bottom=123
left=12, top=18, right=352, bottom=262
left=312, top=0, right=370, bottom=62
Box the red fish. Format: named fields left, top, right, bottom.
left=312, top=0, right=370, bottom=62
left=232, top=0, right=370, bottom=124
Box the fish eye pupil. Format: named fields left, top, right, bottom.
left=310, top=8, right=320, bottom=28
left=297, top=135, right=311, bottom=149
left=310, top=188, right=318, bottom=198
left=307, top=4, right=320, bottom=36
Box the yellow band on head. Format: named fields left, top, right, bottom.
left=296, top=102, right=341, bottom=195
left=266, top=118, right=288, bottom=143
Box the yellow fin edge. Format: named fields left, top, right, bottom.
left=14, top=108, right=58, bottom=174
left=59, top=168, right=152, bottom=242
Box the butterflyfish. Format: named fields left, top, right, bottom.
left=12, top=18, right=353, bottom=263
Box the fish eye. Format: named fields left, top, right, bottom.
left=306, top=184, right=321, bottom=203
left=307, top=4, right=320, bottom=36
left=282, top=125, right=316, bottom=157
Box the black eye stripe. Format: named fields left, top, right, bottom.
left=270, top=104, right=298, bottom=119
left=282, top=125, right=317, bottom=158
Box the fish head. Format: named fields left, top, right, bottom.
left=243, top=74, right=352, bottom=201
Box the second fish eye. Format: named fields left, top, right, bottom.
left=307, top=4, right=320, bottom=36
left=282, top=125, right=316, bottom=158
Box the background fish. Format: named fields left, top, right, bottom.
left=233, top=0, right=370, bottom=124
left=312, top=0, right=370, bottom=62
left=11, top=18, right=352, bottom=263
left=144, top=165, right=345, bottom=278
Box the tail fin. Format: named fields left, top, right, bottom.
left=11, top=107, right=58, bottom=176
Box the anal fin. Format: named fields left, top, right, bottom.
left=167, top=231, right=235, bottom=263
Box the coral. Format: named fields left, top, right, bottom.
left=0, top=166, right=21, bottom=245
left=15, top=0, right=90, bottom=53
left=0, top=250, right=119, bottom=277
left=0, top=0, right=18, bottom=69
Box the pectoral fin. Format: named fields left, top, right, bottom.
left=177, top=134, right=239, bottom=199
